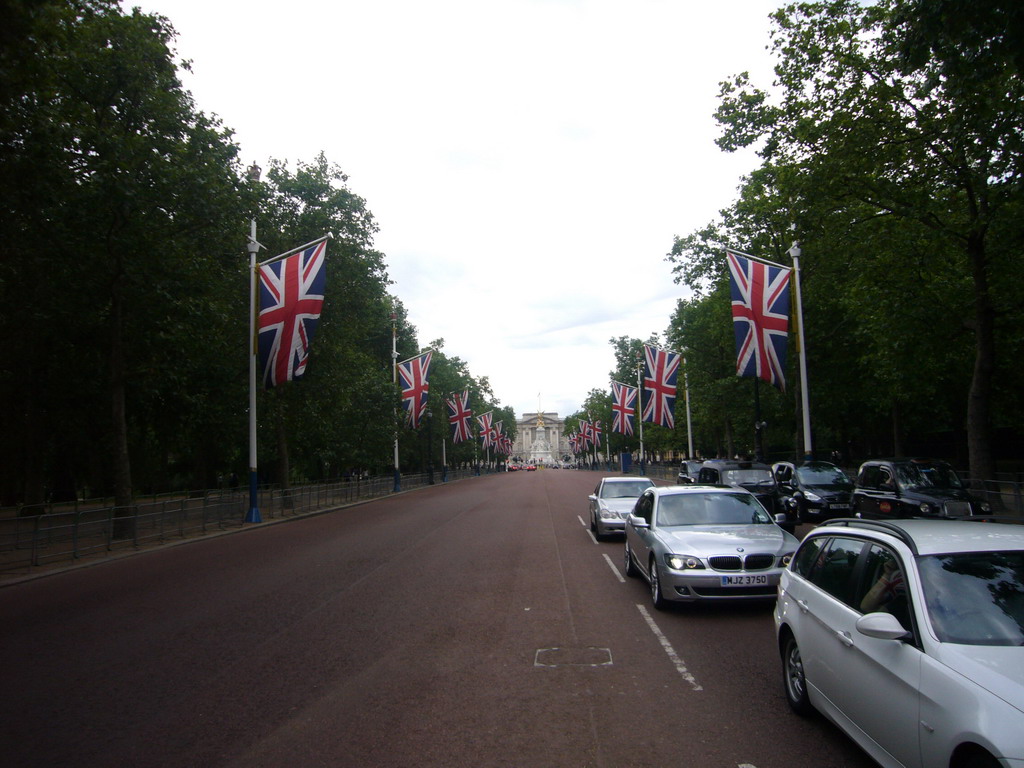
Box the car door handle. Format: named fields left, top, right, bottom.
left=796, top=599, right=809, bottom=614
left=836, top=630, right=854, bottom=647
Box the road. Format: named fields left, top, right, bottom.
left=0, top=469, right=876, bottom=767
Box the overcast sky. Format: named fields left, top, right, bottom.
left=132, top=0, right=778, bottom=419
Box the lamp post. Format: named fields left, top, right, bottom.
left=427, top=408, right=435, bottom=484
left=391, top=312, right=401, bottom=492
left=245, top=162, right=262, bottom=524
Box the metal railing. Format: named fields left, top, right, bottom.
left=0, top=467, right=484, bottom=575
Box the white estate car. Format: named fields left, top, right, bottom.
left=775, top=518, right=1024, bottom=768
left=588, top=476, right=655, bottom=539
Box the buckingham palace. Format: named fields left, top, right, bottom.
left=513, top=412, right=568, bottom=464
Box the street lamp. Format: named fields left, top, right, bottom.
left=426, top=408, right=435, bottom=484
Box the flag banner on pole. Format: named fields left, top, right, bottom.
left=398, top=350, right=432, bottom=429
left=578, top=420, right=591, bottom=449
left=258, top=240, right=326, bottom=388
left=446, top=390, right=473, bottom=443
left=591, top=420, right=602, bottom=449
left=477, top=411, right=494, bottom=448
left=611, top=381, right=636, bottom=435
left=641, top=344, right=680, bottom=429
left=726, top=250, right=791, bottom=391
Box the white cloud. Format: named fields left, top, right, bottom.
left=136, top=0, right=776, bottom=419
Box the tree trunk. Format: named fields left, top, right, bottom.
left=110, top=265, right=134, bottom=537
left=967, top=231, right=995, bottom=481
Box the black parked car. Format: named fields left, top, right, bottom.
left=697, top=459, right=796, bottom=533
left=676, top=460, right=704, bottom=484
left=773, top=461, right=854, bottom=524
left=851, top=458, right=991, bottom=519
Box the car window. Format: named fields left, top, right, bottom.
left=791, top=536, right=826, bottom=578
left=894, top=462, right=964, bottom=492
left=655, top=492, right=771, bottom=526
left=853, top=544, right=913, bottom=630
left=721, top=468, right=774, bottom=485
left=805, top=537, right=867, bottom=608
left=918, top=550, right=1024, bottom=646
left=796, top=466, right=852, bottom=487
left=859, top=465, right=883, bottom=490
left=601, top=480, right=654, bottom=499
left=698, top=467, right=719, bottom=484
left=633, top=493, right=653, bottom=524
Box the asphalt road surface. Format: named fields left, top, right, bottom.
left=0, top=470, right=877, bottom=768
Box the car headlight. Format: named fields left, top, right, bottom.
left=804, top=491, right=822, bottom=502
left=979, top=501, right=991, bottom=513
left=665, top=554, right=704, bottom=570
left=599, top=507, right=617, bottom=520
left=780, top=553, right=794, bottom=567
left=919, top=502, right=936, bottom=515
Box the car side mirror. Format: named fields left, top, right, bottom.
left=856, top=612, right=910, bottom=640
left=774, top=513, right=788, bottom=525
left=627, top=514, right=649, bottom=529
left=588, top=494, right=597, bottom=502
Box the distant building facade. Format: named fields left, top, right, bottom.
left=514, top=412, right=568, bottom=463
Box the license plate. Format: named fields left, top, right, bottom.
left=721, top=574, right=769, bottom=587
left=829, top=503, right=850, bottom=510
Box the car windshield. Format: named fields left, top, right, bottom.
left=894, top=462, right=964, bottom=492
left=656, top=492, right=772, bottom=526
left=917, top=551, right=1024, bottom=646
left=796, top=466, right=853, bottom=487
left=601, top=481, right=653, bottom=499
left=721, top=468, right=774, bottom=486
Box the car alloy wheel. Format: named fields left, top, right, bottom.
left=782, top=633, right=812, bottom=716
left=624, top=541, right=638, bottom=577
left=650, top=558, right=667, bottom=610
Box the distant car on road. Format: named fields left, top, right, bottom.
left=697, top=459, right=796, bottom=533
left=588, top=476, right=656, bottom=539
left=624, top=485, right=798, bottom=609
left=851, top=457, right=991, bottom=519
left=773, top=460, right=854, bottom=524
left=776, top=517, right=1024, bottom=768
left=676, top=460, right=704, bottom=484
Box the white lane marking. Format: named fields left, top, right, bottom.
left=602, top=553, right=625, bottom=583
left=636, top=604, right=703, bottom=691
left=577, top=515, right=598, bottom=544
left=577, top=515, right=587, bottom=527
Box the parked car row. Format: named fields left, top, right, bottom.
left=584, top=471, right=1024, bottom=768
left=674, top=455, right=993, bottom=527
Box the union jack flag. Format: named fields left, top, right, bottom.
left=398, top=350, right=432, bottom=429
left=446, top=390, right=473, bottom=443
left=611, top=381, right=636, bottom=435
left=641, top=344, right=679, bottom=429
left=727, top=250, right=791, bottom=390
left=257, top=240, right=327, bottom=388
left=578, top=420, right=591, bottom=449
left=591, top=420, right=602, bottom=449
left=477, top=411, right=494, bottom=448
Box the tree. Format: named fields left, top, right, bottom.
left=711, top=0, right=1024, bottom=479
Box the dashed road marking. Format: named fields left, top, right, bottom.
left=602, top=553, right=625, bottom=583
left=636, top=604, right=703, bottom=691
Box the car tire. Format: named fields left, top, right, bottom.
left=957, top=749, right=1001, bottom=768
left=649, top=557, right=668, bottom=610
left=782, top=632, right=812, bottom=716
left=590, top=513, right=596, bottom=533
left=624, top=541, right=638, bottom=578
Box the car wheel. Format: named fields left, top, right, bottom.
left=782, top=632, right=812, bottom=716
left=649, top=557, right=668, bottom=610
left=957, top=748, right=1001, bottom=768
left=590, top=513, right=596, bottom=533
left=624, top=541, right=638, bottom=577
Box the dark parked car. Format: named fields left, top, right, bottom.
left=773, top=461, right=854, bottom=524
left=676, top=460, right=704, bottom=484
left=851, top=458, right=991, bottom=519
left=697, top=459, right=796, bottom=533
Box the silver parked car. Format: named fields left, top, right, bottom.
left=776, top=518, right=1024, bottom=768
left=588, top=476, right=655, bottom=539
left=624, top=485, right=798, bottom=609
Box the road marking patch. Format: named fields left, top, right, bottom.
left=535, top=647, right=613, bottom=667
left=636, top=604, right=703, bottom=691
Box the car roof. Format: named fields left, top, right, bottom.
left=648, top=484, right=750, bottom=496
left=601, top=476, right=654, bottom=483
left=812, top=518, right=1024, bottom=556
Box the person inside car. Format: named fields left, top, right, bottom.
left=860, top=557, right=905, bottom=613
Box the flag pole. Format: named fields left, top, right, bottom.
left=391, top=312, right=401, bottom=492
left=683, top=356, right=694, bottom=459
left=245, top=163, right=262, bottom=524
left=789, top=241, right=813, bottom=459
left=636, top=359, right=645, bottom=475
